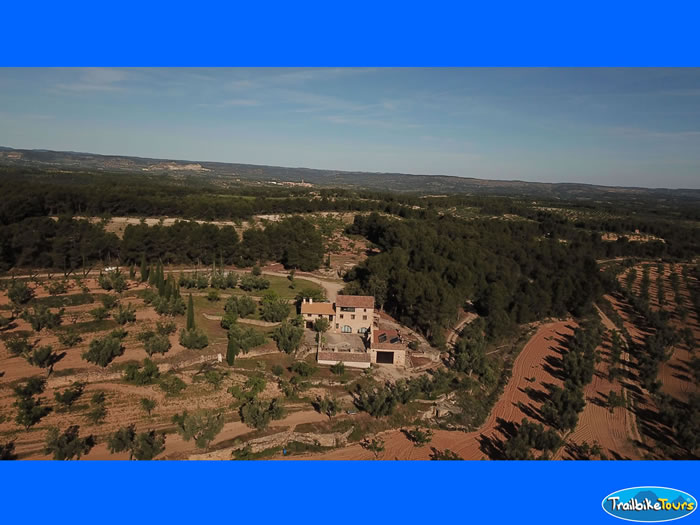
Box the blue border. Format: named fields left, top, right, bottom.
left=2, top=2, right=699, bottom=525
left=1, top=0, right=699, bottom=65
left=1, top=461, right=698, bottom=524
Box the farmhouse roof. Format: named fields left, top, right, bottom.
left=336, top=295, right=374, bottom=309
left=301, top=302, right=335, bottom=315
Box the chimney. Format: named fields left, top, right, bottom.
left=309, top=298, right=313, bottom=304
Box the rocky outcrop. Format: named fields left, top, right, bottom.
left=189, top=427, right=354, bottom=460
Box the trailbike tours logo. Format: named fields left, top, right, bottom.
left=602, top=487, right=697, bottom=522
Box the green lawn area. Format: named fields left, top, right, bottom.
left=192, top=294, right=297, bottom=321
left=171, top=274, right=323, bottom=301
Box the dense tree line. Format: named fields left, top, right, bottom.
left=345, top=212, right=605, bottom=344
left=0, top=216, right=326, bottom=272
left=0, top=169, right=404, bottom=225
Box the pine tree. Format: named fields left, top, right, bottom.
left=226, top=335, right=238, bottom=366
left=186, top=294, right=195, bottom=331
left=140, top=254, right=149, bottom=282
left=156, top=262, right=165, bottom=296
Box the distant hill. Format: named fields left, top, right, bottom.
left=1, top=145, right=699, bottom=202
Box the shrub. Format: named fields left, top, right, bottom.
left=123, top=359, right=160, bottom=385
left=159, top=373, right=186, bottom=396
left=4, top=334, right=34, bottom=356
left=46, top=280, right=69, bottom=296
left=54, top=382, right=86, bottom=410
left=145, top=333, right=171, bottom=356
left=179, top=328, right=209, bottom=350
left=114, top=304, right=137, bottom=325
left=100, top=295, right=119, bottom=310
left=8, top=281, right=35, bottom=307
left=290, top=361, right=317, bottom=377
left=89, top=306, right=110, bottom=321
left=85, top=392, right=107, bottom=425
left=156, top=319, right=177, bottom=335
left=330, top=362, right=346, bottom=376
left=140, top=397, right=157, bottom=416
left=57, top=329, right=83, bottom=348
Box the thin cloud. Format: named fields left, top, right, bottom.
left=55, top=68, right=128, bottom=92
left=609, top=126, right=700, bottom=139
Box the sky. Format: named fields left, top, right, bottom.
left=1, top=68, right=699, bottom=189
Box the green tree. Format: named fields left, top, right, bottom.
left=21, top=305, right=64, bottom=332
left=140, top=397, right=157, bottom=416
left=114, top=304, right=136, bottom=325
left=85, top=391, right=107, bottom=425
left=290, top=361, right=317, bottom=377
left=8, top=281, right=35, bottom=308
left=403, top=427, right=433, bottom=447
left=144, top=333, right=171, bottom=356
left=107, top=425, right=166, bottom=460
left=82, top=335, right=125, bottom=367
left=13, top=377, right=51, bottom=430
left=430, top=448, right=463, bottom=460
left=260, top=291, right=290, bottom=322
left=330, top=361, right=345, bottom=376
left=239, top=398, right=285, bottom=430
left=179, top=328, right=209, bottom=349
left=58, top=329, right=83, bottom=348
left=186, top=294, right=195, bottom=331
left=171, top=409, right=224, bottom=450
left=360, top=437, right=385, bottom=459
left=44, top=425, right=95, bottom=460
left=26, top=345, right=65, bottom=376
left=312, top=395, right=340, bottom=420
left=0, top=441, right=17, bottom=460
left=272, top=319, right=304, bottom=354
left=54, top=382, right=85, bottom=410
left=123, top=359, right=160, bottom=385
left=140, top=254, right=149, bottom=282
left=226, top=334, right=239, bottom=366
left=159, top=373, right=187, bottom=396
left=4, top=334, right=35, bottom=357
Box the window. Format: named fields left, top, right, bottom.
left=358, top=327, right=368, bottom=334
left=342, top=325, right=352, bottom=333
left=364, top=308, right=367, bottom=312
left=339, top=314, right=344, bottom=319
left=362, top=315, right=367, bottom=320
left=335, top=324, right=339, bottom=329
left=351, top=315, right=355, bottom=320
left=378, top=333, right=387, bottom=343
left=340, top=307, right=355, bottom=312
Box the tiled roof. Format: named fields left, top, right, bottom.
left=301, top=302, right=335, bottom=315
left=336, top=295, right=374, bottom=309
left=318, top=351, right=371, bottom=363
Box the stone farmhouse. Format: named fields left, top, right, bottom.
left=302, top=295, right=409, bottom=368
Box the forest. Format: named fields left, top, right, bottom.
left=344, top=212, right=605, bottom=344
left=0, top=216, right=324, bottom=272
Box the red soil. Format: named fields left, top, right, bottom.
left=287, top=320, right=574, bottom=460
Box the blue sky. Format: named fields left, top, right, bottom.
left=1, top=68, right=699, bottom=188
